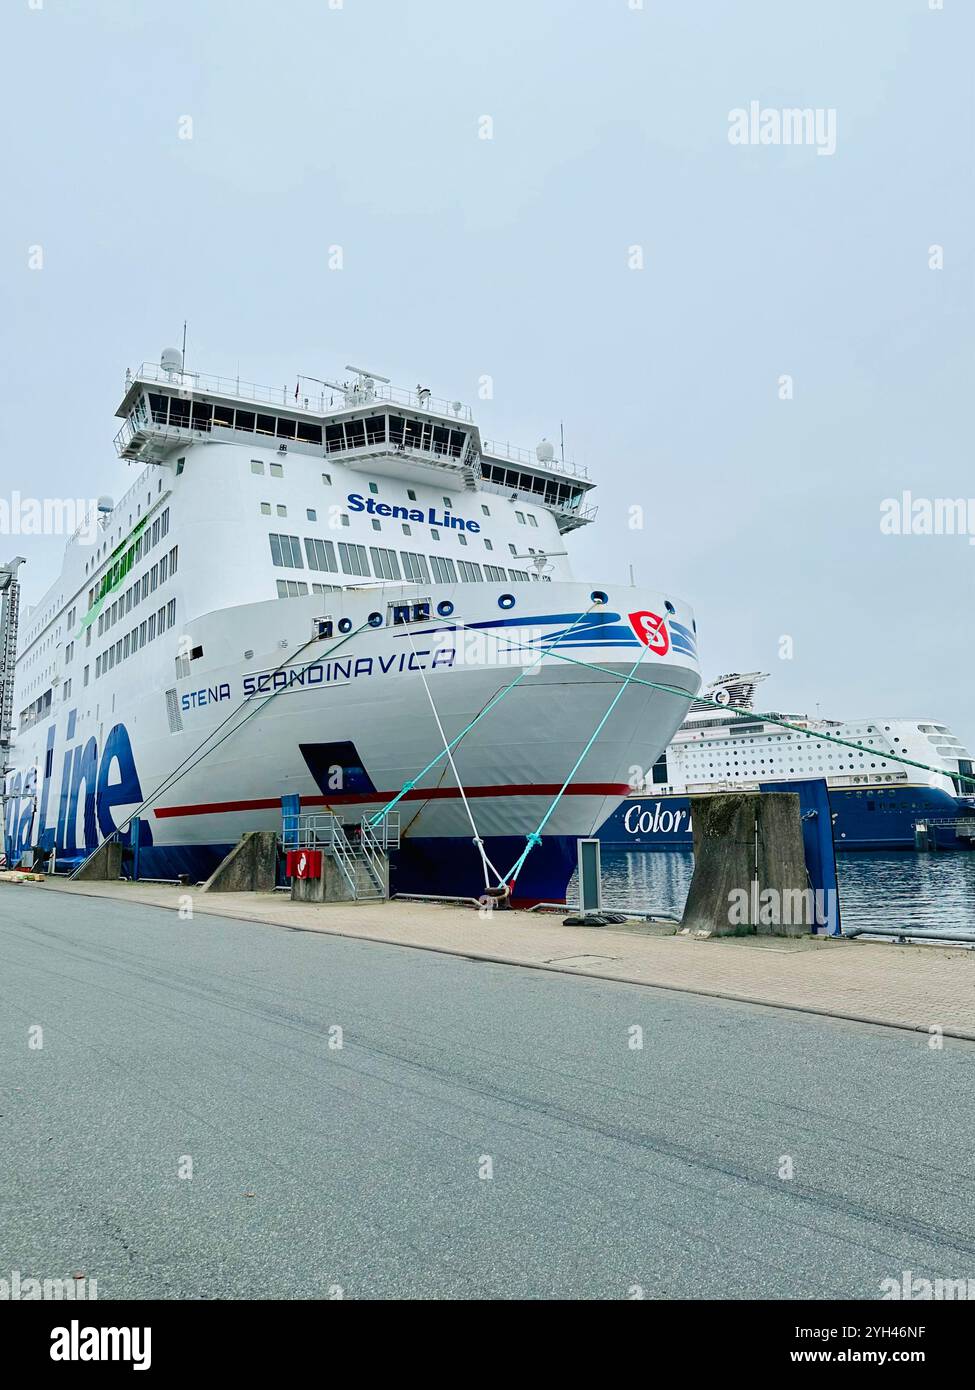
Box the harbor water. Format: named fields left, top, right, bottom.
left=568, top=850, right=975, bottom=934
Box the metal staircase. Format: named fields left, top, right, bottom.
left=284, top=808, right=400, bottom=901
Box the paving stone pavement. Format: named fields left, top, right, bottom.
left=12, top=877, right=973, bottom=1039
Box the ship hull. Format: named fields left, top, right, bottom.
left=597, top=783, right=975, bottom=852
left=4, top=581, right=701, bottom=903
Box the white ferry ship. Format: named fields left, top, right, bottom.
left=599, top=672, right=975, bottom=851
left=1, top=350, right=702, bottom=902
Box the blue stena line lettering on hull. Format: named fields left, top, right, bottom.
left=180, top=684, right=232, bottom=711
left=3, top=721, right=152, bottom=865
left=346, top=492, right=480, bottom=533
left=241, top=646, right=457, bottom=697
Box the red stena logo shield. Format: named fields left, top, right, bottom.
left=628, top=610, right=669, bottom=655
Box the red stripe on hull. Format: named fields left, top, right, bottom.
left=153, top=783, right=628, bottom=820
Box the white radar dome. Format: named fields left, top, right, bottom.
left=161, top=347, right=183, bottom=374
left=535, top=438, right=555, bottom=463
left=97, top=496, right=114, bottom=514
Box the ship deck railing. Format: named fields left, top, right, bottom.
left=481, top=439, right=589, bottom=480
left=131, top=362, right=474, bottom=423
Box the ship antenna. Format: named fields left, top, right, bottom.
left=181, top=320, right=187, bottom=375
left=560, top=421, right=565, bottom=465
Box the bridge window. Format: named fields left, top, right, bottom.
left=256, top=414, right=276, bottom=436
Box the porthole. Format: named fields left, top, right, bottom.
left=498, top=593, right=516, bottom=610
left=437, top=600, right=454, bottom=618
left=590, top=590, right=608, bottom=605
left=338, top=617, right=353, bottom=634
left=368, top=612, right=384, bottom=628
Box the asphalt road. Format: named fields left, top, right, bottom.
left=2, top=889, right=975, bottom=1300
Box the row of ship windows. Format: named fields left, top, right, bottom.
left=274, top=556, right=541, bottom=598
left=268, top=534, right=543, bottom=585
left=94, top=600, right=178, bottom=680
left=143, top=395, right=580, bottom=511
left=147, top=398, right=469, bottom=459
left=692, top=761, right=891, bottom=771
left=19, top=535, right=171, bottom=720
left=97, top=547, right=179, bottom=638
left=85, top=508, right=171, bottom=610
left=83, top=479, right=167, bottom=573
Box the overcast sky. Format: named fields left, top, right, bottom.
left=2, top=0, right=972, bottom=742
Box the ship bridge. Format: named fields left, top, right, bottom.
left=114, top=356, right=596, bottom=534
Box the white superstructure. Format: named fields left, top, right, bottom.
left=3, top=351, right=702, bottom=900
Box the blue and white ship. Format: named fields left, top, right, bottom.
left=599, top=672, right=975, bottom=852
left=1, top=349, right=702, bottom=902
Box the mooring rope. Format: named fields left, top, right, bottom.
left=403, top=625, right=506, bottom=892
left=439, top=616, right=975, bottom=791
left=502, top=640, right=653, bottom=889
left=367, top=601, right=601, bottom=829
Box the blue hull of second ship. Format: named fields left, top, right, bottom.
left=598, top=783, right=975, bottom=851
